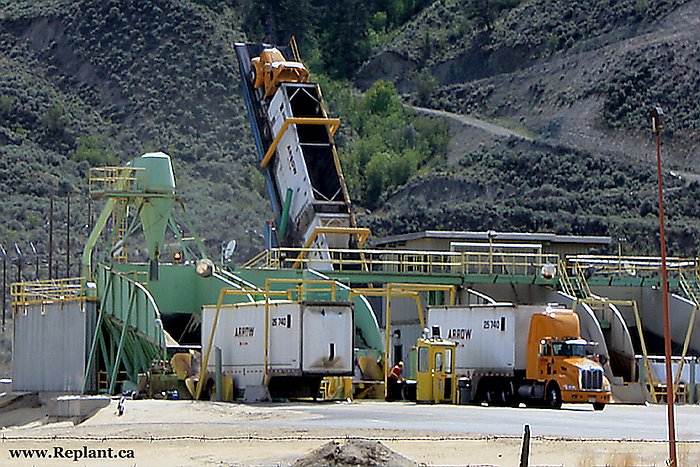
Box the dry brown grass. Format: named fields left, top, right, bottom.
left=578, top=451, right=639, bottom=467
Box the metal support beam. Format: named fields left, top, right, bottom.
left=108, top=287, right=136, bottom=394
left=261, top=117, right=341, bottom=169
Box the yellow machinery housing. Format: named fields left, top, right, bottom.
left=415, top=337, right=457, bottom=404
left=250, top=47, right=309, bottom=99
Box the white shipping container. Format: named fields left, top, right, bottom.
left=428, top=304, right=551, bottom=374
left=202, top=300, right=353, bottom=390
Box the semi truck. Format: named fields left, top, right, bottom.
left=428, top=304, right=612, bottom=410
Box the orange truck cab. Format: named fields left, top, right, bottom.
left=525, top=311, right=611, bottom=410
left=250, top=47, right=309, bottom=100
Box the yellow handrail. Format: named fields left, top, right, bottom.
left=89, top=167, right=145, bottom=196
left=243, top=246, right=560, bottom=277
left=11, top=277, right=88, bottom=306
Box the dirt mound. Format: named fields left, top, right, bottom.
left=292, top=439, right=418, bottom=467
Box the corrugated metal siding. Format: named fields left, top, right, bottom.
left=12, top=301, right=96, bottom=392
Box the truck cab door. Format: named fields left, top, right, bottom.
left=539, top=341, right=553, bottom=379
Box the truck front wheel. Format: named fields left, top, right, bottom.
left=545, top=384, right=562, bottom=409
left=593, top=402, right=605, bottom=411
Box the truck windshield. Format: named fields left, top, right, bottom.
left=551, top=343, right=586, bottom=357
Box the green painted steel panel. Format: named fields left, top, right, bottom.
left=112, top=264, right=251, bottom=315
left=323, top=270, right=463, bottom=285
left=132, top=153, right=176, bottom=193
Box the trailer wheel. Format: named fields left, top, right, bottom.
left=592, top=402, right=605, bottom=411
left=545, top=384, right=562, bottom=409
left=501, top=383, right=518, bottom=407
left=484, top=387, right=497, bottom=406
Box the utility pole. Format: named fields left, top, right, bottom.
left=66, top=194, right=71, bottom=278
left=651, top=106, right=677, bottom=466
left=48, top=196, right=53, bottom=279
left=30, top=242, right=39, bottom=280
left=0, top=244, right=6, bottom=329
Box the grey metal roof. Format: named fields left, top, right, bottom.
left=374, top=230, right=612, bottom=246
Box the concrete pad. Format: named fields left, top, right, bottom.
left=45, top=395, right=111, bottom=420
left=244, top=385, right=271, bottom=402
left=612, top=382, right=647, bottom=404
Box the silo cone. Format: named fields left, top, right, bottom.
left=132, top=153, right=177, bottom=280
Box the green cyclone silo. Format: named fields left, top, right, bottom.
left=131, top=152, right=176, bottom=266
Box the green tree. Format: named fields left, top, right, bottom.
left=73, top=134, right=115, bottom=166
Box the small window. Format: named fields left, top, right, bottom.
left=542, top=344, right=552, bottom=356
left=418, top=347, right=429, bottom=373
left=445, top=349, right=453, bottom=374
left=435, top=352, right=444, bottom=372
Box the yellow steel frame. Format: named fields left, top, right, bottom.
left=349, top=283, right=457, bottom=399
left=289, top=36, right=302, bottom=62
left=557, top=258, right=577, bottom=297
left=292, top=227, right=371, bottom=269
left=195, top=278, right=338, bottom=400
left=260, top=117, right=341, bottom=169
left=573, top=262, right=593, bottom=298
left=574, top=297, right=658, bottom=400
left=88, top=167, right=145, bottom=196
left=11, top=277, right=88, bottom=306
left=570, top=256, right=700, bottom=403
left=675, top=271, right=699, bottom=389
left=567, top=255, right=698, bottom=277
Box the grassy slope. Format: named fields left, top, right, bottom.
left=358, top=0, right=700, bottom=256
left=365, top=139, right=700, bottom=256
left=1, top=0, right=699, bottom=268
left=0, top=0, right=269, bottom=271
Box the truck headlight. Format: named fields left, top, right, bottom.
left=604, top=385, right=611, bottom=392
left=563, top=384, right=577, bottom=391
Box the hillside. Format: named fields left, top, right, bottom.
left=359, top=0, right=700, bottom=168
left=0, top=0, right=269, bottom=273
left=0, top=0, right=699, bottom=283
left=358, top=0, right=700, bottom=255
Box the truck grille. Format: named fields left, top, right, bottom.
left=580, top=369, right=603, bottom=390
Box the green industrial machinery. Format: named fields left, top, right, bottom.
left=82, top=152, right=212, bottom=394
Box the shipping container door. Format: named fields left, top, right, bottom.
left=301, top=304, right=353, bottom=374
left=269, top=303, right=301, bottom=370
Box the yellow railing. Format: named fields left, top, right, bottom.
left=242, top=247, right=560, bottom=276
left=566, top=255, right=698, bottom=278
left=89, top=166, right=145, bottom=196
left=241, top=249, right=270, bottom=269
left=557, top=259, right=576, bottom=297
left=11, top=277, right=88, bottom=306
